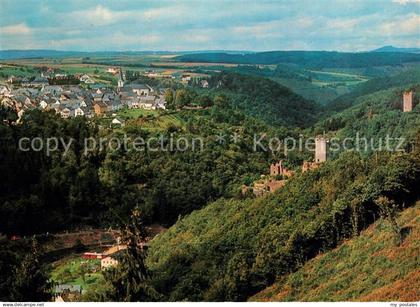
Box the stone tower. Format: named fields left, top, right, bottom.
left=403, top=90, right=414, bottom=112
left=315, top=136, right=327, bottom=163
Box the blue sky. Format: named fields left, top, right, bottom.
left=0, top=0, right=419, bottom=51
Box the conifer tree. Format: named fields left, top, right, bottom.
left=103, top=209, right=161, bottom=301
left=10, top=239, right=52, bottom=301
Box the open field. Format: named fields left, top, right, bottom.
left=117, top=108, right=186, bottom=131
left=50, top=256, right=104, bottom=292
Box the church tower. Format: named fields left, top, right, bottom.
left=117, top=67, right=124, bottom=89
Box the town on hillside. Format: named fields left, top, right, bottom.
left=0, top=67, right=210, bottom=124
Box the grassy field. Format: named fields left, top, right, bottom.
left=0, top=64, right=38, bottom=80
left=0, top=55, right=195, bottom=83
left=251, top=202, right=420, bottom=302
left=117, top=108, right=186, bottom=131
left=50, top=256, right=104, bottom=292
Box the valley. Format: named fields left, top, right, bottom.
left=1, top=49, right=419, bottom=302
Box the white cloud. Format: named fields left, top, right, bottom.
left=326, top=17, right=361, bottom=29
left=46, top=32, right=163, bottom=50
left=69, top=5, right=131, bottom=26
left=230, top=17, right=314, bottom=39
left=392, top=0, right=420, bottom=5
left=379, top=14, right=420, bottom=35
left=65, top=4, right=190, bottom=27
left=0, top=23, right=32, bottom=35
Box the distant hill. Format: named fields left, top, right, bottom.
left=0, top=49, right=179, bottom=60
left=208, top=72, right=322, bottom=127
left=371, top=45, right=420, bottom=53
left=251, top=203, right=420, bottom=302
left=0, top=49, right=87, bottom=59
left=316, top=84, right=420, bottom=156
left=176, top=51, right=420, bottom=68
left=0, top=49, right=255, bottom=60
left=225, top=64, right=365, bottom=105
left=326, top=68, right=420, bottom=111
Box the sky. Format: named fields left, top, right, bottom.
left=0, top=0, right=419, bottom=52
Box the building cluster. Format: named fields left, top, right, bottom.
left=246, top=136, right=328, bottom=197
left=54, top=284, right=82, bottom=302
left=82, top=224, right=166, bottom=270
left=81, top=244, right=127, bottom=270
left=0, top=78, right=167, bottom=121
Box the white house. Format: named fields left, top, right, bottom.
left=80, top=74, right=94, bottom=84
left=155, top=96, right=167, bottom=110
left=130, top=84, right=151, bottom=96
left=181, top=75, right=192, bottom=85
left=74, top=107, right=84, bottom=117
left=107, top=67, right=119, bottom=74
left=139, top=96, right=156, bottom=110
left=0, top=85, right=12, bottom=97
left=101, top=256, right=119, bottom=270
left=61, top=108, right=71, bottom=119
left=201, top=80, right=209, bottom=88
left=39, top=100, right=48, bottom=109
left=131, top=100, right=140, bottom=109
left=17, top=109, right=25, bottom=118
left=111, top=117, right=125, bottom=127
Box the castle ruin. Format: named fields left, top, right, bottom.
left=403, top=90, right=414, bottom=112
left=302, top=135, right=328, bottom=173
left=315, top=136, right=327, bottom=163
left=270, top=160, right=295, bottom=178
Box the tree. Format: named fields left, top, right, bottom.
left=0, top=106, right=18, bottom=126
left=174, top=89, right=191, bottom=109
left=195, top=95, right=213, bottom=108
left=9, top=240, right=52, bottom=301
left=374, top=196, right=402, bottom=245
left=102, top=209, right=161, bottom=301
left=164, top=89, right=174, bottom=109
left=214, top=94, right=227, bottom=108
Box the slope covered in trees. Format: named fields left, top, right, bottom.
left=206, top=72, right=322, bottom=127
left=223, top=64, right=367, bottom=105
left=251, top=202, right=420, bottom=301
left=326, top=68, right=420, bottom=111
left=316, top=84, right=420, bottom=152
left=0, top=93, right=299, bottom=235
left=146, top=138, right=420, bottom=301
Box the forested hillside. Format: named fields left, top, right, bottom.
left=147, top=138, right=420, bottom=301
left=0, top=92, right=300, bottom=234
left=252, top=203, right=420, bottom=301
left=224, top=64, right=368, bottom=104
left=177, top=51, right=420, bottom=68
left=326, top=68, right=420, bottom=111
left=316, top=84, right=420, bottom=152
left=207, top=72, right=321, bottom=127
